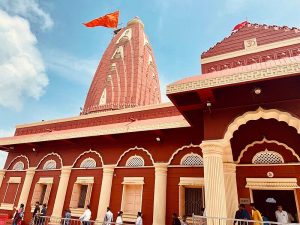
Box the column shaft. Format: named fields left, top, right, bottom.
left=224, top=163, right=238, bottom=219
left=51, top=166, right=71, bottom=219
left=0, top=170, right=6, bottom=189
left=18, top=167, right=35, bottom=207
left=201, top=140, right=227, bottom=219
left=96, top=165, right=115, bottom=222
left=152, top=163, right=168, bottom=225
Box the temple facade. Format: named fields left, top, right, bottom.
left=1, top=19, right=300, bottom=225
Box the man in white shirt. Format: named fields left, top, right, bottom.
left=275, top=205, right=288, bottom=224
left=104, top=207, right=113, bottom=224
left=80, top=205, right=92, bottom=225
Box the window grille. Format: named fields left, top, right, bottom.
left=80, top=158, right=96, bottom=168
left=126, top=156, right=144, bottom=167
left=12, top=161, right=24, bottom=171
left=252, top=150, right=284, bottom=164
left=181, top=153, right=203, bottom=166
left=43, top=160, right=57, bottom=170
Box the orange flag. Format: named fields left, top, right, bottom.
left=83, top=11, right=119, bottom=28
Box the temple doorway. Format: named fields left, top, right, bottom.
left=252, top=190, right=298, bottom=222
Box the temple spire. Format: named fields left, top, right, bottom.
left=82, top=17, right=161, bottom=114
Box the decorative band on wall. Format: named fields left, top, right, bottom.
left=246, top=178, right=299, bottom=190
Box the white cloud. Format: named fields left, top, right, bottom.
left=0, top=10, right=49, bottom=110
left=45, top=49, right=98, bottom=85
left=0, top=0, right=53, bottom=30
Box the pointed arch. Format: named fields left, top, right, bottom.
left=116, top=146, right=154, bottom=166
left=6, top=155, right=29, bottom=170
left=167, top=143, right=201, bottom=165
left=72, top=149, right=104, bottom=167
left=236, top=138, right=300, bottom=163
left=224, top=107, right=300, bottom=143
left=36, top=152, right=63, bottom=169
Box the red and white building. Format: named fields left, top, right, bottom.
left=1, top=18, right=300, bottom=225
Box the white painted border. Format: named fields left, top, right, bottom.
left=168, top=143, right=201, bottom=165
left=116, top=146, right=154, bottom=166
left=236, top=138, right=300, bottom=163
left=36, top=152, right=63, bottom=169
left=6, top=155, right=29, bottom=170
left=72, top=149, right=104, bottom=168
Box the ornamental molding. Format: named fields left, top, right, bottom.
left=36, top=152, right=63, bottom=169
left=72, top=150, right=104, bottom=168
left=116, top=146, right=154, bottom=166
left=236, top=138, right=300, bottom=163
left=166, top=61, right=300, bottom=94
left=246, top=178, right=299, bottom=190
left=224, top=107, right=300, bottom=144
left=6, top=155, right=29, bottom=170
left=4, top=116, right=189, bottom=145
left=168, top=143, right=201, bottom=165
left=201, top=36, right=300, bottom=64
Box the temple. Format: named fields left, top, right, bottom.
left=1, top=20, right=300, bottom=225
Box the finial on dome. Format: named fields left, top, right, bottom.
left=127, top=16, right=144, bottom=28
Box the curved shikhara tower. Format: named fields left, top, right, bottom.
left=82, top=17, right=161, bottom=114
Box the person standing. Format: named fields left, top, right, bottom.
left=12, top=204, right=24, bottom=225
left=234, top=204, right=250, bottom=225
left=103, top=207, right=113, bottom=224
left=250, top=203, right=263, bottom=225
left=116, top=211, right=123, bottom=224
left=79, top=205, right=91, bottom=225
left=38, top=204, right=47, bottom=225
left=63, top=209, right=71, bottom=225
left=136, top=212, right=142, bottom=225
left=32, top=202, right=40, bottom=225
left=172, top=213, right=181, bottom=225
left=275, top=205, right=288, bottom=224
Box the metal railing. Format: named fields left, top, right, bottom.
left=191, top=215, right=300, bottom=225
left=32, top=216, right=134, bottom=225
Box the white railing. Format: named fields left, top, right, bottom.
left=192, top=214, right=300, bottom=225
left=32, top=216, right=134, bottom=225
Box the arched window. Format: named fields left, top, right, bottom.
left=43, top=160, right=57, bottom=170
left=126, top=156, right=144, bottom=167
left=80, top=158, right=96, bottom=168
left=181, top=153, right=203, bottom=166
left=12, top=161, right=24, bottom=171
left=252, top=149, right=284, bottom=164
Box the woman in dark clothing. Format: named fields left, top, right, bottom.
left=172, top=213, right=181, bottom=225
left=13, top=204, right=24, bottom=225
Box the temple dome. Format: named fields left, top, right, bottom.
left=82, top=17, right=161, bottom=115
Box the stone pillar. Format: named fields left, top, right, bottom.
left=18, top=167, right=35, bottom=207
left=201, top=140, right=227, bottom=219
left=224, top=163, right=238, bottom=219
left=0, top=170, right=6, bottom=189
left=51, top=166, right=72, bottom=220
left=96, top=165, right=115, bottom=222
left=152, top=163, right=168, bottom=225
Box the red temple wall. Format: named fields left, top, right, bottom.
left=166, top=167, right=204, bottom=225
left=63, top=169, right=103, bottom=220
left=110, top=168, right=155, bottom=225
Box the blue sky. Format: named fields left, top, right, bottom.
left=0, top=0, right=300, bottom=167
